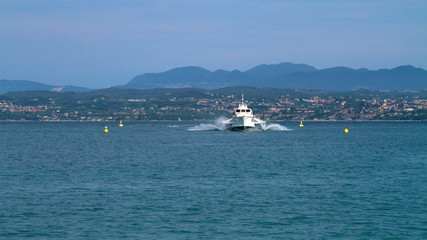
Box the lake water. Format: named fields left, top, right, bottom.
left=0, top=121, right=426, bottom=239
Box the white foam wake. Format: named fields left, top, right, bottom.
left=188, top=117, right=226, bottom=131
left=189, top=117, right=291, bottom=132
left=260, top=123, right=292, bottom=131
left=188, top=123, right=224, bottom=131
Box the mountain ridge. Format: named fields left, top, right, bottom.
left=1, top=62, right=426, bottom=94
left=123, top=62, right=427, bottom=91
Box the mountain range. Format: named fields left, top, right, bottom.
left=123, top=63, right=427, bottom=91
left=1, top=62, right=426, bottom=94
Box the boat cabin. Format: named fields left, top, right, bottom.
left=234, top=102, right=253, bottom=117
left=235, top=109, right=251, bottom=114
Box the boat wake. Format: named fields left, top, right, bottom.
left=188, top=117, right=226, bottom=131
left=188, top=123, right=224, bottom=131
left=260, top=123, right=292, bottom=131
left=188, top=118, right=291, bottom=131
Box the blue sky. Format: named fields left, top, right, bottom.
left=1, top=0, right=426, bottom=88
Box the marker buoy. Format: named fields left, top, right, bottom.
left=299, top=120, right=304, bottom=127
left=104, top=126, right=109, bottom=133
left=344, top=126, right=349, bottom=133
left=119, top=120, right=123, bottom=127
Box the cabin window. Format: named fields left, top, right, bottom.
left=236, top=110, right=240, bottom=113
left=246, top=109, right=250, bottom=112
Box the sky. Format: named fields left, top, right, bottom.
left=1, top=0, right=426, bottom=88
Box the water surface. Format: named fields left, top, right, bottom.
left=0, top=121, right=426, bottom=239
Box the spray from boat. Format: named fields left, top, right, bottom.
left=188, top=117, right=227, bottom=131
left=260, top=123, right=291, bottom=131
left=189, top=117, right=291, bottom=131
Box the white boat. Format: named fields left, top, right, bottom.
left=222, top=94, right=265, bottom=131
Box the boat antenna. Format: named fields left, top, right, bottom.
left=241, top=92, right=244, bottom=104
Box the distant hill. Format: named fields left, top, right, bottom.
left=125, top=66, right=244, bottom=89
left=4, top=86, right=426, bottom=101
left=2, top=86, right=425, bottom=121
left=245, top=62, right=317, bottom=77
left=123, top=62, right=427, bottom=91
left=0, top=80, right=91, bottom=94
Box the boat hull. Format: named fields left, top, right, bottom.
left=222, top=116, right=264, bottom=131
left=232, top=116, right=255, bottom=128
left=229, top=126, right=260, bottom=131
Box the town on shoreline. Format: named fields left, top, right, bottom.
left=1, top=87, right=426, bottom=121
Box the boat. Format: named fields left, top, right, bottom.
left=222, top=94, right=265, bottom=131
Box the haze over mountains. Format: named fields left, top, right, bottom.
left=1, top=62, right=426, bottom=94
left=0, top=80, right=91, bottom=95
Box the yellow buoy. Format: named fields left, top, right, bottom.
left=344, top=126, right=349, bottom=133
left=299, top=120, right=304, bottom=127
left=104, top=126, right=109, bottom=133
left=119, top=120, right=123, bottom=127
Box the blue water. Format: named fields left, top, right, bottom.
left=0, top=121, right=426, bottom=239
